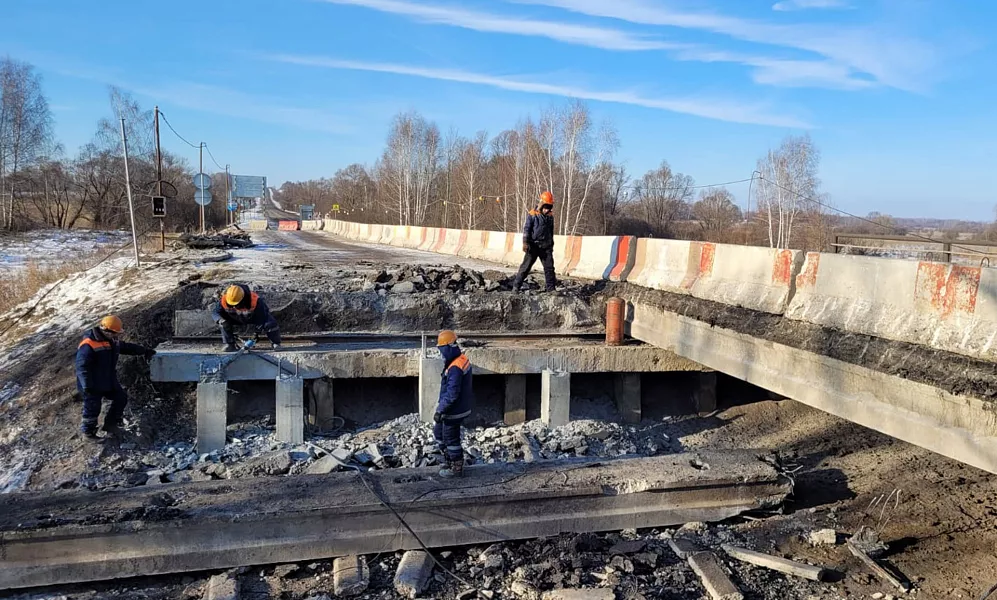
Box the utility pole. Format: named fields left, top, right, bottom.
left=119, top=117, right=141, bottom=267
left=225, top=164, right=231, bottom=226
left=199, top=142, right=205, bottom=234
left=154, top=106, right=165, bottom=251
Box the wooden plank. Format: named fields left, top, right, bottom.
left=688, top=552, right=743, bottom=600
left=846, top=540, right=911, bottom=592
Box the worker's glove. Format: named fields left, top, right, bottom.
left=433, top=412, right=443, bottom=424
left=215, top=319, right=226, bottom=326
left=522, top=242, right=529, bottom=253
left=144, top=349, right=157, bottom=360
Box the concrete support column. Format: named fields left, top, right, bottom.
left=419, top=357, right=444, bottom=423
left=276, top=376, right=304, bottom=444
left=504, top=374, right=527, bottom=425
left=614, top=373, right=642, bottom=424
left=196, top=381, right=228, bottom=453
left=541, top=369, right=570, bottom=428
left=308, top=378, right=335, bottom=431
left=694, top=372, right=718, bottom=414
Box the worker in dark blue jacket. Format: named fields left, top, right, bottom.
left=433, top=330, right=473, bottom=478
left=75, top=316, right=155, bottom=439
left=512, top=190, right=556, bottom=292
left=211, top=284, right=281, bottom=352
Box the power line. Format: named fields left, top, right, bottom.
left=204, top=144, right=225, bottom=172
left=755, top=173, right=990, bottom=257
left=156, top=111, right=199, bottom=149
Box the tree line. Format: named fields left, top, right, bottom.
left=0, top=57, right=228, bottom=235
left=275, top=102, right=838, bottom=250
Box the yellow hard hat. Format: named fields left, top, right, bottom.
left=99, top=315, right=124, bottom=333
left=437, top=330, right=457, bottom=347
left=224, top=285, right=245, bottom=306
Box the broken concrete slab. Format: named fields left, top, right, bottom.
left=333, top=555, right=369, bottom=597
left=204, top=572, right=239, bottom=600
left=667, top=537, right=705, bottom=560
left=0, top=451, right=791, bottom=590
left=394, top=550, right=435, bottom=599
left=688, top=552, right=743, bottom=600
left=305, top=447, right=353, bottom=475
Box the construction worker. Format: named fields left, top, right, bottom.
left=434, top=330, right=473, bottom=478
left=212, top=284, right=281, bottom=352
left=75, top=316, right=156, bottom=440
left=512, top=190, right=556, bottom=292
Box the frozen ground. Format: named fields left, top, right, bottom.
left=0, top=229, right=131, bottom=273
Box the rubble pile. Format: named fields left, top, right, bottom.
left=356, top=264, right=589, bottom=295
left=174, top=231, right=254, bottom=250
left=75, top=415, right=673, bottom=490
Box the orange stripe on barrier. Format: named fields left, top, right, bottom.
left=565, top=236, right=583, bottom=274
left=796, top=253, right=820, bottom=289
left=609, top=236, right=637, bottom=281
left=915, top=263, right=980, bottom=317
left=772, top=249, right=795, bottom=285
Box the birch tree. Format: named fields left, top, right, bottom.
left=755, top=134, right=821, bottom=249
left=0, top=57, right=53, bottom=229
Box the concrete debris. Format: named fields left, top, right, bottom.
left=807, top=528, right=838, bottom=546
left=333, top=555, right=370, bottom=597
left=391, top=281, right=416, bottom=294
left=850, top=526, right=889, bottom=558
left=176, top=232, right=253, bottom=250
left=510, top=580, right=541, bottom=599
left=204, top=572, right=239, bottom=600
left=721, top=544, right=828, bottom=582
left=688, top=551, right=744, bottom=600
left=305, top=447, right=353, bottom=474
left=394, top=550, right=436, bottom=598
left=542, top=590, right=614, bottom=600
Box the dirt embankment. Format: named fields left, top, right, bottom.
left=601, top=283, right=997, bottom=403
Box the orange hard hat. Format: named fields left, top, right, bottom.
left=99, top=315, right=124, bottom=333
left=539, top=191, right=554, bottom=206
left=437, top=330, right=457, bottom=347
left=224, top=285, right=245, bottom=306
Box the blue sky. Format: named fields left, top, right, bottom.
left=2, top=0, right=994, bottom=219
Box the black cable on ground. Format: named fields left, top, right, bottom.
left=980, top=583, right=997, bottom=600
left=347, top=465, right=474, bottom=589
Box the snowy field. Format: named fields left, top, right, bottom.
left=0, top=229, right=131, bottom=274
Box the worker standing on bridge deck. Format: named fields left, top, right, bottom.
left=75, top=316, right=156, bottom=440
left=212, top=284, right=281, bottom=352
left=434, top=330, right=473, bottom=478
left=512, top=191, right=556, bottom=292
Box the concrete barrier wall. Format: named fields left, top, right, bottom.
left=301, top=220, right=324, bottom=231
left=247, top=220, right=269, bottom=231
left=277, top=220, right=300, bottom=231
left=787, top=252, right=997, bottom=360
left=567, top=236, right=618, bottom=280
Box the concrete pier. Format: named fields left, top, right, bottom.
left=418, top=356, right=444, bottom=423
left=541, top=369, right=571, bottom=427
left=614, top=373, right=642, bottom=424
left=196, top=382, right=228, bottom=453
left=276, top=377, right=304, bottom=444
left=504, top=374, right=527, bottom=425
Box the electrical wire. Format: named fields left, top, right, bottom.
left=755, top=173, right=991, bottom=257
left=204, top=144, right=226, bottom=172
left=157, top=111, right=199, bottom=150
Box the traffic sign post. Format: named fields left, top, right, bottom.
left=195, top=190, right=213, bottom=206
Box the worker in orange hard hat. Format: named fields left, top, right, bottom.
left=433, top=330, right=474, bottom=478
left=512, top=191, right=557, bottom=292
left=75, top=316, right=156, bottom=440
left=211, top=284, right=281, bottom=352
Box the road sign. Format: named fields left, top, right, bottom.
left=194, top=190, right=213, bottom=206
left=231, top=175, right=266, bottom=198
left=193, top=173, right=212, bottom=190
left=228, top=201, right=238, bottom=211
left=152, top=196, right=166, bottom=218
left=332, top=204, right=340, bottom=211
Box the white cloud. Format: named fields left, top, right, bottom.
left=268, top=53, right=810, bottom=128
left=509, top=0, right=937, bottom=91
left=321, top=0, right=683, bottom=51
left=772, top=0, right=852, bottom=11
left=673, top=49, right=874, bottom=90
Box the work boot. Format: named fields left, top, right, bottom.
left=101, top=420, right=124, bottom=437
left=438, top=459, right=464, bottom=479
left=223, top=343, right=238, bottom=353
left=81, top=428, right=101, bottom=442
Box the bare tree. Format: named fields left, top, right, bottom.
left=693, top=187, right=741, bottom=242
left=631, top=161, right=695, bottom=237
left=0, top=57, right=54, bottom=229
left=755, top=133, right=821, bottom=249
left=455, top=131, right=487, bottom=229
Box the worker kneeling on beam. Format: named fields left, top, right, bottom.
left=512, top=190, right=557, bottom=293
left=434, top=330, right=474, bottom=479
left=76, top=316, right=156, bottom=440
left=212, top=284, right=281, bottom=353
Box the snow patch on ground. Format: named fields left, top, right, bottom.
left=0, top=229, right=131, bottom=273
